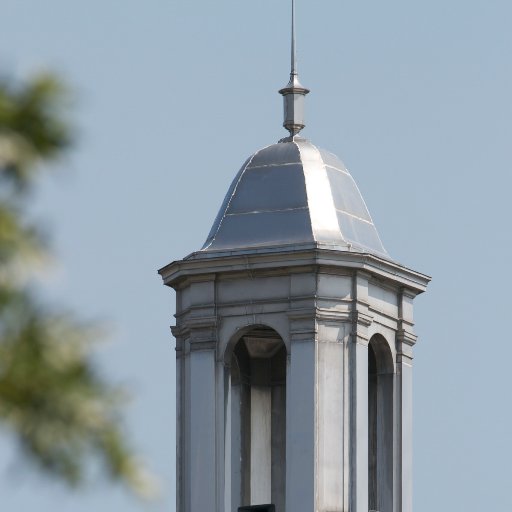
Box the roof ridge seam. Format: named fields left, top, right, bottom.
left=335, top=208, right=374, bottom=225
left=292, top=139, right=316, bottom=243
left=336, top=157, right=389, bottom=256
left=202, top=143, right=274, bottom=250
left=225, top=206, right=308, bottom=216
left=306, top=139, right=349, bottom=246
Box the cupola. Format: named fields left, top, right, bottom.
left=159, top=3, right=430, bottom=512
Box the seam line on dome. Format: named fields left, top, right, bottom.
left=245, top=162, right=302, bottom=170
left=335, top=208, right=374, bottom=225
left=324, top=164, right=351, bottom=176
left=292, top=140, right=316, bottom=243
left=225, top=206, right=308, bottom=216
left=339, top=163, right=389, bottom=255
left=202, top=144, right=274, bottom=250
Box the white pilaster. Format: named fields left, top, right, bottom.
left=175, top=336, right=184, bottom=512
left=398, top=351, right=413, bottom=512
left=189, top=346, right=217, bottom=512
left=286, top=339, right=315, bottom=512
left=250, top=386, right=272, bottom=503
left=316, top=328, right=346, bottom=511
left=351, top=338, right=369, bottom=512
left=398, top=289, right=418, bottom=512
left=351, top=272, right=370, bottom=512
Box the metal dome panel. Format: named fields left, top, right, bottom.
left=202, top=138, right=388, bottom=257
left=226, top=164, right=307, bottom=214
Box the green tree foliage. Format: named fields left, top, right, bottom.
left=0, top=74, right=155, bottom=496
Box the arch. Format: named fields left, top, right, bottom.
left=223, top=322, right=289, bottom=365
left=369, top=333, right=394, bottom=375
left=229, top=325, right=287, bottom=512
left=368, top=333, right=394, bottom=512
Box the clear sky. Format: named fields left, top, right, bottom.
left=2, top=0, right=511, bottom=511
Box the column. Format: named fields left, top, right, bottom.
left=397, top=346, right=413, bottom=512
left=397, top=289, right=417, bottom=512
left=316, top=322, right=347, bottom=511
left=351, top=271, right=371, bottom=512
left=188, top=342, right=217, bottom=512
left=350, top=337, right=369, bottom=512
left=286, top=339, right=315, bottom=512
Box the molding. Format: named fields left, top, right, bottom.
left=316, top=295, right=352, bottom=305
left=159, top=247, right=430, bottom=294
left=171, top=325, right=187, bottom=337
left=189, top=340, right=217, bottom=352
left=172, top=316, right=218, bottom=343
left=396, top=326, right=418, bottom=347
left=290, top=326, right=317, bottom=335
left=184, top=316, right=217, bottom=330
left=369, top=315, right=399, bottom=332
left=175, top=304, right=216, bottom=319
left=174, top=336, right=184, bottom=358
left=287, top=308, right=317, bottom=321
left=354, top=297, right=370, bottom=308
left=367, top=306, right=399, bottom=324
left=316, top=309, right=352, bottom=323
left=173, top=272, right=216, bottom=290
left=352, top=310, right=373, bottom=327
left=287, top=307, right=355, bottom=323
left=288, top=336, right=315, bottom=344
left=400, top=286, right=417, bottom=300
left=396, top=350, right=414, bottom=364
left=353, top=332, right=370, bottom=345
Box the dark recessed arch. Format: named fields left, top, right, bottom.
left=368, top=333, right=394, bottom=512
left=224, top=323, right=288, bottom=365
left=369, top=333, right=394, bottom=375
left=229, top=325, right=287, bottom=511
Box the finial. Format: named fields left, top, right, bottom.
left=279, top=0, right=310, bottom=138
left=291, top=0, right=297, bottom=75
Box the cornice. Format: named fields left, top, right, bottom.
left=159, top=247, right=430, bottom=295
left=397, top=325, right=418, bottom=347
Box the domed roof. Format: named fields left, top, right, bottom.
left=202, top=137, right=388, bottom=258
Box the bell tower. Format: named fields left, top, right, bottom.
left=159, top=3, right=430, bottom=512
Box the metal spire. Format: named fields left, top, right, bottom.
left=279, top=0, right=309, bottom=138
left=291, top=0, right=297, bottom=76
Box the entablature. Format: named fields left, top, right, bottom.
left=159, top=247, right=430, bottom=296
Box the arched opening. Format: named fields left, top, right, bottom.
left=368, top=334, right=394, bottom=512
left=230, top=326, right=287, bottom=512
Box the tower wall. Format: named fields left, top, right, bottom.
left=162, top=249, right=428, bottom=512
